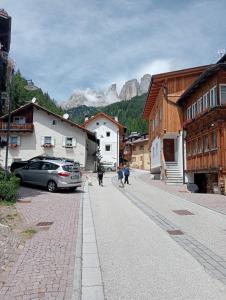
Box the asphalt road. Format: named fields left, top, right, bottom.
left=88, top=170, right=226, bottom=300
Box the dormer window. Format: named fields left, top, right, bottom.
left=13, top=116, right=25, bottom=124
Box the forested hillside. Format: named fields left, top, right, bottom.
left=5, top=71, right=148, bottom=135
left=67, top=93, right=148, bottom=134
left=2, top=71, right=64, bottom=116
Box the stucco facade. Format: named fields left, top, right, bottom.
left=0, top=103, right=97, bottom=170
left=130, top=138, right=150, bottom=170
left=83, top=113, right=126, bottom=166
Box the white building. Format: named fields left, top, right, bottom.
left=0, top=103, right=98, bottom=170
left=83, top=112, right=126, bottom=166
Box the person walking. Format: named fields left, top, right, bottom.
left=123, top=165, right=130, bottom=185
left=97, top=165, right=104, bottom=186
left=117, top=166, right=124, bottom=188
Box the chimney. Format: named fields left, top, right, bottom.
left=115, top=116, right=118, bottom=122
left=85, top=116, right=89, bottom=122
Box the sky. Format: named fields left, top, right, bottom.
left=1, top=0, right=226, bottom=103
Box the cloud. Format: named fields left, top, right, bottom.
left=1, top=0, right=226, bottom=103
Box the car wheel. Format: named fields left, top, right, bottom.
left=47, top=180, right=57, bottom=192
left=69, top=187, right=77, bottom=192
left=16, top=175, right=23, bottom=185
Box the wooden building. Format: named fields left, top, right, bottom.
left=178, top=55, right=226, bottom=194
left=143, top=65, right=209, bottom=184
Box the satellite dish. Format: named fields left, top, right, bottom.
left=31, top=97, right=37, bottom=103
left=63, top=113, right=69, bottom=119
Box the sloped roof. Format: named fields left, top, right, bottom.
left=143, top=65, right=210, bottom=120
left=0, top=102, right=97, bottom=141
left=82, top=112, right=126, bottom=129
left=178, top=62, right=226, bottom=104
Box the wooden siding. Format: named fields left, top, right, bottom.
left=148, top=72, right=203, bottom=144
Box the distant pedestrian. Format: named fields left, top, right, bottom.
left=117, top=166, right=124, bottom=188
left=123, top=165, right=130, bottom=185
left=97, top=165, right=104, bottom=186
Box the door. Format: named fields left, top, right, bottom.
left=163, top=139, right=175, bottom=161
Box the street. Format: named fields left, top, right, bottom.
left=85, top=170, right=226, bottom=300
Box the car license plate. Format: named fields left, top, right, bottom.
left=71, top=175, right=79, bottom=179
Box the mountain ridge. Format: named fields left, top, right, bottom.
left=63, top=74, right=151, bottom=109
left=67, top=93, right=148, bottom=135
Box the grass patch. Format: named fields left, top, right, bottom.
left=22, top=228, right=37, bottom=239
left=0, top=201, right=15, bottom=207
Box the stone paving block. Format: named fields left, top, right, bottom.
left=82, top=285, right=104, bottom=300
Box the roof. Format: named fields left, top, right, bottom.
left=131, top=138, right=149, bottom=144
left=178, top=62, right=226, bottom=104
left=143, top=65, right=210, bottom=119
left=82, top=112, right=126, bottom=129
left=0, top=102, right=98, bottom=142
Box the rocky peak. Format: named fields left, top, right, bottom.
left=139, top=74, right=151, bottom=95
left=119, top=79, right=140, bottom=100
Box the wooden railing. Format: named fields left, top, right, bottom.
left=160, top=150, right=167, bottom=180
left=0, top=122, right=34, bottom=131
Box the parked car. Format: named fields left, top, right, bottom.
left=101, top=162, right=116, bottom=172
left=14, top=160, right=82, bottom=192
left=10, top=155, right=79, bottom=172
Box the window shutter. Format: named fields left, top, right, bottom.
left=62, top=136, right=66, bottom=147
left=72, top=137, right=77, bottom=147
left=41, top=136, right=45, bottom=146
left=51, top=137, right=55, bottom=146
left=17, top=136, right=21, bottom=146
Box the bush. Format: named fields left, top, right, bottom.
left=0, top=171, right=20, bottom=202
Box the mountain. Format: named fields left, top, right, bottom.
left=67, top=93, right=148, bottom=134
left=63, top=74, right=151, bottom=109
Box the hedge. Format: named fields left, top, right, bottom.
left=0, top=171, right=20, bottom=202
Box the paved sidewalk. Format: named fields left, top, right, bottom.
left=0, top=186, right=82, bottom=300
left=138, top=172, right=226, bottom=215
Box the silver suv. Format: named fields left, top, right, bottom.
left=14, top=160, right=82, bottom=192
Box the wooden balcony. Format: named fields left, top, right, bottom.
left=187, top=150, right=220, bottom=172
left=0, top=122, right=34, bottom=132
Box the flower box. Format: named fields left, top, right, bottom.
left=9, top=144, right=18, bottom=149
left=43, top=144, right=52, bottom=148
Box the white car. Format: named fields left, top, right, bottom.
left=101, top=162, right=116, bottom=172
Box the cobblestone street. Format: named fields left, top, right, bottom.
left=0, top=186, right=82, bottom=300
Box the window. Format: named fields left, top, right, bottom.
left=28, top=162, right=42, bottom=170
left=105, top=145, right=111, bottom=151
left=10, top=136, right=20, bottom=146
left=63, top=137, right=76, bottom=148
left=203, top=92, right=209, bottom=110
left=220, top=84, right=226, bottom=105
left=106, top=131, right=110, bottom=137
left=210, top=86, right=217, bottom=107
left=203, top=135, right=209, bottom=152
left=187, top=106, right=191, bottom=120
left=96, top=122, right=99, bottom=126
left=41, top=162, right=58, bottom=170
left=42, top=136, right=54, bottom=147
left=197, top=98, right=202, bottom=114
left=139, top=145, right=144, bottom=150
left=192, top=102, right=197, bottom=118
left=13, top=116, right=25, bottom=124
left=52, top=120, right=57, bottom=125
left=211, top=130, right=217, bottom=149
